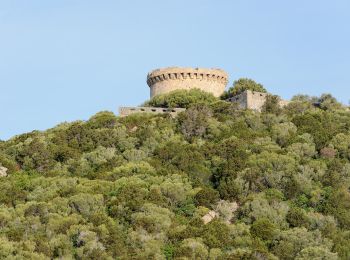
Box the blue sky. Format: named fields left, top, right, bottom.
left=0, top=0, right=349, bottom=140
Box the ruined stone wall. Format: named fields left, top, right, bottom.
left=227, top=91, right=248, bottom=109
left=119, top=90, right=289, bottom=117
left=227, top=90, right=289, bottom=111
left=247, top=91, right=269, bottom=111
left=147, top=67, right=228, bottom=98
left=119, top=107, right=186, bottom=117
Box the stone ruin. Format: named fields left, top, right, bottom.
left=118, top=67, right=289, bottom=116
left=118, top=107, right=185, bottom=117
left=0, top=166, right=8, bottom=177
left=227, top=90, right=289, bottom=112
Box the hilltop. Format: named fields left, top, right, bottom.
left=0, top=81, right=350, bottom=259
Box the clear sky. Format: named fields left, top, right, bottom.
left=1, top=0, right=349, bottom=140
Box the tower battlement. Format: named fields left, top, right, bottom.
left=147, top=67, right=228, bottom=98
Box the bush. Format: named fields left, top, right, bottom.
left=262, top=94, right=282, bottom=114
left=250, top=218, right=278, bottom=242
left=87, top=111, right=118, bottom=129
left=222, top=78, right=267, bottom=99
left=144, top=89, right=217, bottom=108
left=194, top=186, right=220, bottom=208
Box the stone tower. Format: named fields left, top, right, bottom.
left=147, top=67, right=229, bottom=98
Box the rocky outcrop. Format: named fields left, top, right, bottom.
left=201, top=211, right=218, bottom=225
left=0, top=166, right=8, bottom=177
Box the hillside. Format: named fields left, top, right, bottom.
left=0, top=88, right=350, bottom=259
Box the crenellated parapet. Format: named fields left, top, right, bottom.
left=147, top=67, right=228, bottom=86
left=147, top=67, right=229, bottom=98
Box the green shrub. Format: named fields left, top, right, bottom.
left=145, top=89, right=217, bottom=108
left=222, top=78, right=267, bottom=99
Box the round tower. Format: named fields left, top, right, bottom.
left=147, top=67, right=229, bottom=98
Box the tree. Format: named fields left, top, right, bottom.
left=131, top=203, right=174, bottom=234
left=250, top=218, right=278, bottom=244
left=262, top=94, right=282, bottom=115
left=284, top=95, right=314, bottom=115
left=194, top=186, right=220, bottom=208
left=292, top=111, right=343, bottom=150
left=145, top=89, right=217, bottom=108
left=271, top=122, right=297, bottom=147
left=202, top=220, right=232, bottom=248
left=272, top=228, right=334, bottom=260
left=222, top=78, right=267, bottom=99
left=295, top=246, right=338, bottom=260
left=87, top=111, right=118, bottom=129
left=330, top=133, right=350, bottom=159
left=239, top=194, right=290, bottom=228
left=177, top=104, right=213, bottom=141
left=318, top=94, right=342, bottom=111
left=176, top=238, right=209, bottom=259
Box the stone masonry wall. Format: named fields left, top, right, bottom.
left=227, top=90, right=289, bottom=111
left=119, top=107, right=186, bottom=117
left=247, top=91, right=269, bottom=111
left=147, top=67, right=228, bottom=98
left=226, top=91, right=248, bottom=109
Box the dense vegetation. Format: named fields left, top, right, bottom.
left=144, top=89, right=217, bottom=108
left=0, top=86, right=350, bottom=259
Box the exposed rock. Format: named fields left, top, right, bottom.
left=202, top=210, right=218, bottom=225
left=130, top=126, right=138, bottom=132
left=0, top=166, right=8, bottom=177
